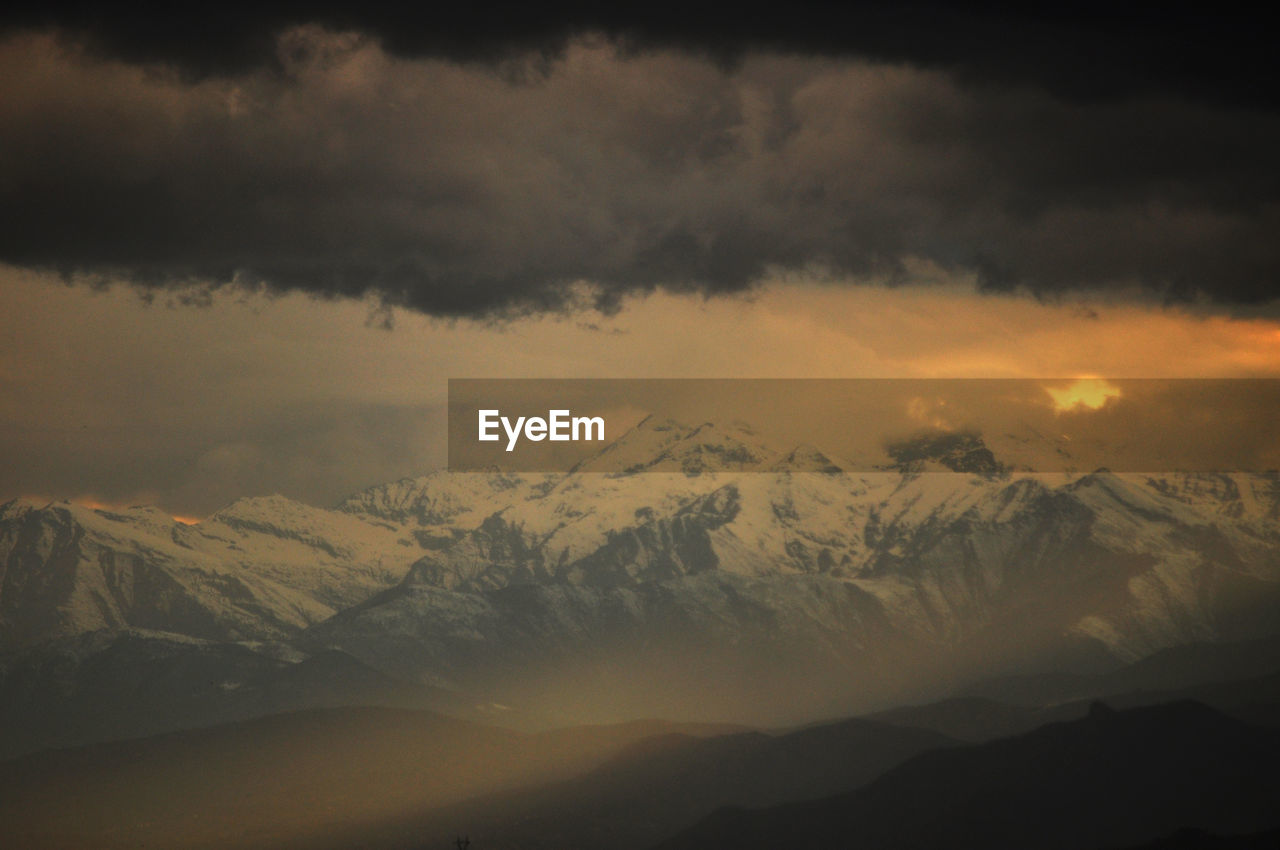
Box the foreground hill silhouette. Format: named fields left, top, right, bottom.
left=865, top=636, right=1280, bottom=744
left=312, top=716, right=954, bottom=849
left=1120, top=828, right=1280, bottom=849
left=0, top=633, right=479, bottom=759
left=0, top=706, right=737, bottom=849
left=658, top=701, right=1280, bottom=850
left=959, top=634, right=1280, bottom=709
left=3, top=695, right=1278, bottom=849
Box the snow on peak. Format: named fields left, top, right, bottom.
left=0, top=496, right=45, bottom=522
left=571, top=416, right=783, bottom=473
left=768, top=444, right=851, bottom=473
left=885, top=430, right=1006, bottom=475
left=6, top=415, right=1280, bottom=669
left=0, top=490, right=433, bottom=651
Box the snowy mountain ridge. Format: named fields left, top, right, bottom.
left=2, top=416, right=1278, bottom=723
left=0, top=493, right=420, bottom=648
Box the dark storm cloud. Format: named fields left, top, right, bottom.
left=4, top=2, right=1276, bottom=110
left=1, top=26, right=1279, bottom=316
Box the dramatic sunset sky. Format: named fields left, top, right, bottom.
left=2, top=4, right=1277, bottom=517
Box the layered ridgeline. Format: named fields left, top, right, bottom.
left=3, top=416, right=1279, bottom=741
left=657, top=701, right=1280, bottom=850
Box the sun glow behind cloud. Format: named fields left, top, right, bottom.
left=1044, top=379, right=1123, bottom=413
left=17, top=494, right=203, bottom=525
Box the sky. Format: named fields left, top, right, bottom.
left=1, top=4, right=1278, bottom=517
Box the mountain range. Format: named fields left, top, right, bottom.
left=3, top=417, right=1279, bottom=739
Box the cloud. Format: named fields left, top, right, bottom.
left=4, top=3, right=1276, bottom=111
left=1, top=29, right=1279, bottom=317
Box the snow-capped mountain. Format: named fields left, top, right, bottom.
left=4, top=416, right=1279, bottom=725
left=300, top=418, right=1280, bottom=720
left=567, top=417, right=787, bottom=473
left=0, top=494, right=422, bottom=648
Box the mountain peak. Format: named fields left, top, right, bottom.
left=769, top=443, right=848, bottom=473
left=571, top=416, right=782, bottom=474
left=885, top=430, right=1006, bottom=475
left=0, top=496, right=45, bottom=520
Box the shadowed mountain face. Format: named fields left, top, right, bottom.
left=658, top=701, right=1280, bottom=850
